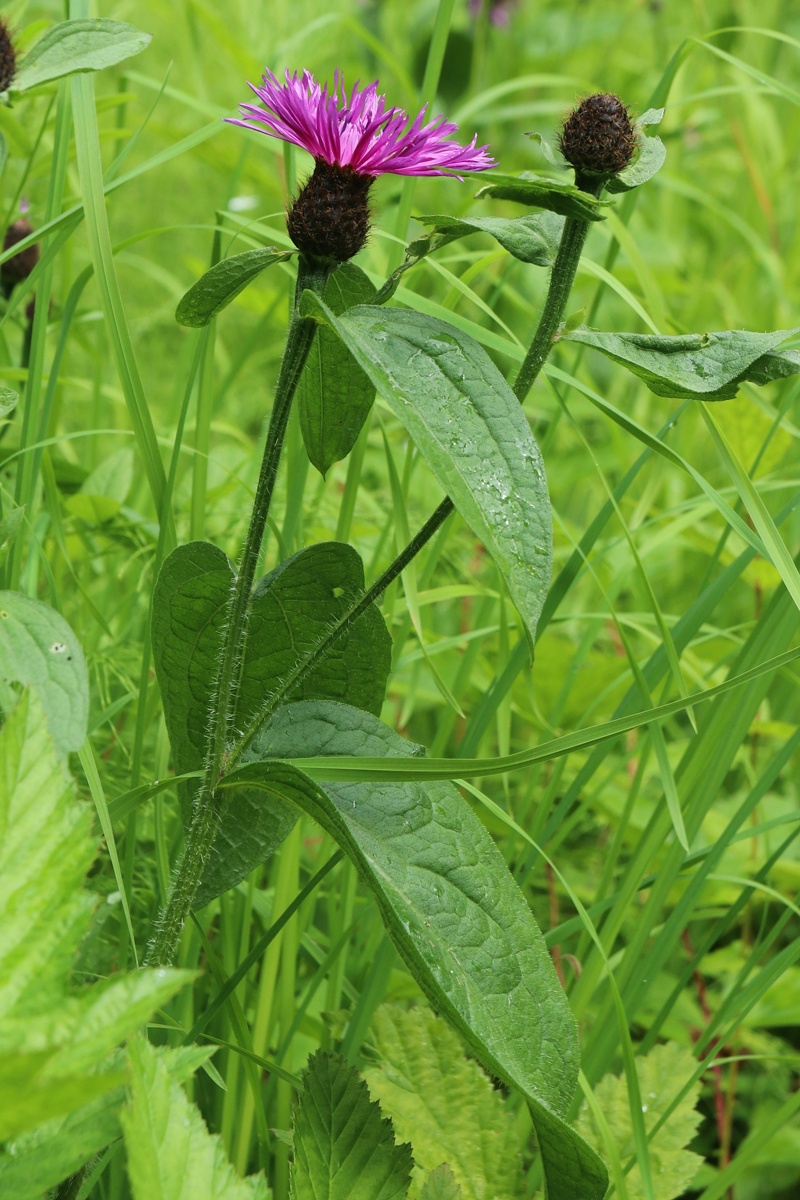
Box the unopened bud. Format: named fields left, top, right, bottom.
left=0, top=18, right=16, bottom=93
left=2, top=218, right=40, bottom=298
left=286, top=160, right=373, bottom=263
left=559, top=93, right=637, bottom=190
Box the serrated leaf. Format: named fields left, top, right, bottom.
left=224, top=700, right=607, bottom=1200
left=474, top=172, right=607, bottom=220
left=297, top=263, right=377, bottom=475
left=122, top=1037, right=270, bottom=1200
left=290, top=1050, right=412, bottom=1200
left=419, top=1165, right=462, bottom=1200
left=151, top=541, right=391, bottom=906
left=565, top=326, right=800, bottom=399
left=0, top=694, right=190, bottom=1160
left=175, top=248, right=293, bottom=327
left=576, top=1043, right=704, bottom=1200
left=12, top=19, right=151, bottom=93
left=416, top=212, right=562, bottom=266
left=363, top=1005, right=521, bottom=1200
left=0, top=592, right=88, bottom=754
left=299, top=299, right=552, bottom=647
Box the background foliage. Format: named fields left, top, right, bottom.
left=1, top=0, right=800, bottom=1196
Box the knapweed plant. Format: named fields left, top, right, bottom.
left=2, top=4, right=800, bottom=1199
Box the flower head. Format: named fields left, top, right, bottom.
left=559, top=93, right=637, bottom=189
left=0, top=17, right=17, bottom=93
left=229, top=69, right=495, bottom=180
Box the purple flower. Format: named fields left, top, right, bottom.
left=229, top=69, right=496, bottom=180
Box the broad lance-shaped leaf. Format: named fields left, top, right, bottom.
left=290, top=1050, right=413, bottom=1200
left=473, top=172, right=607, bottom=221
left=11, top=20, right=151, bottom=94
left=416, top=212, right=562, bottom=267
left=0, top=591, right=88, bottom=754
left=151, top=540, right=391, bottom=906
left=123, top=1037, right=269, bottom=1200
left=297, top=263, right=377, bottom=475
left=299, top=298, right=553, bottom=646
left=223, top=700, right=607, bottom=1200
left=175, top=247, right=294, bottom=327
left=566, top=325, right=800, bottom=400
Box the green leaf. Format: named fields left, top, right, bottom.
left=0, top=384, right=18, bottom=418
left=576, top=1043, right=704, bottom=1200
left=290, top=1050, right=412, bottom=1200
left=605, top=133, right=667, bottom=193
left=0, top=694, right=190, bottom=1160
left=297, top=264, right=377, bottom=475
left=299, top=299, right=552, bottom=646
left=122, top=1036, right=270, bottom=1200
left=565, top=326, right=800, bottom=400
left=416, top=212, right=562, bottom=266
left=363, top=1005, right=521, bottom=1200
left=473, top=172, right=607, bottom=220
left=12, top=19, right=152, bottom=93
left=419, top=1165, right=462, bottom=1200
left=224, top=700, right=607, bottom=1200
left=175, top=248, right=293, bottom=327
left=151, top=541, right=391, bottom=906
left=0, top=592, right=88, bottom=754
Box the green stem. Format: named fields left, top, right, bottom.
left=224, top=201, right=598, bottom=767
left=145, top=255, right=331, bottom=966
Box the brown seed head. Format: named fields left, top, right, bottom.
left=559, top=93, right=637, bottom=188
left=0, top=18, right=16, bottom=93
left=286, top=160, right=373, bottom=263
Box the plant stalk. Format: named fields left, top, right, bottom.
left=223, top=202, right=598, bottom=767
left=146, top=255, right=331, bottom=966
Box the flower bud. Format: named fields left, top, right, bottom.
left=286, top=160, right=374, bottom=263
left=1, top=218, right=40, bottom=298
left=0, top=18, right=16, bottom=92
left=559, top=93, right=637, bottom=189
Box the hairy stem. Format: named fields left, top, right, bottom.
left=223, top=200, right=598, bottom=766
left=146, top=256, right=331, bottom=966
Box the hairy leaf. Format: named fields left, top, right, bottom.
left=297, top=263, right=377, bottom=475
left=175, top=248, right=293, bottom=327
left=363, top=1005, right=521, bottom=1200
left=13, top=20, right=152, bottom=93
left=565, top=326, right=800, bottom=400
left=223, top=700, right=607, bottom=1200
left=0, top=592, right=88, bottom=754
left=576, top=1042, right=703, bottom=1200
left=151, top=541, right=391, bottom=905
left=290, top=1050, right=412, bottom=1200
left=299, top=299, right=552, bottom=645
left=416, top=212, right=562, bottom=266
left=122, top=1037, right=269, bottom=1200
left=473, top=172, right=607, bottom=220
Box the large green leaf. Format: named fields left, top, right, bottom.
left=175, top=248, right=293, bottom=327
left=122, top=1037, right=269, bottom=1200
left=0, top=591, right=88, bottom=755
left=0, top=694, right=190, bottom=1163
left=565, top=326, right=800, bottom=400
left=12, top=20, right=151, bottom=94
left=151, top=540, right=391, bottom=906
left=473, top=172, right=607, bottom=220
left=415, top=212, right=562, bottom=266
left=298, top=299, right=552, bottom=645
left=290, top=1050, right=412, bottom=1200
left=223, top=700, right=607, bottom=1200
left=363, top=1005, right=521, bottom=1200
left=297, top=264, right=377, bottom=475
